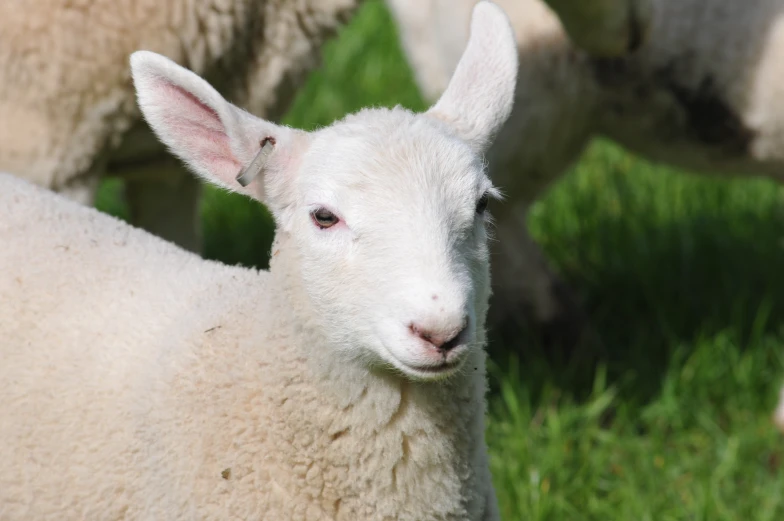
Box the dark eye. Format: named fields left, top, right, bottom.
left=311, top=208, right=339, bottom=229
left=476, top=192, right=490, bottom=214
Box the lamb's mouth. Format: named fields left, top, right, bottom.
left=377, top=339, right=471, bottom=380
left=405, top=359, right=462, bottom=373
left=396, top=355, right=468, bottom=380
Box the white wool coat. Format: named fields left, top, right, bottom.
left=0, top=172, right=497, bottom=521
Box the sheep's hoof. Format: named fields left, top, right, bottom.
left=550, top=0, right=652, bottom=56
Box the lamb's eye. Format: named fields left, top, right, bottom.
left=476, top=192, right=490, bottom=214
left=311, top=208, right=339, bottom=229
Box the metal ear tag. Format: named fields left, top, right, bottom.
left=236, top=138, right=275, bottom=187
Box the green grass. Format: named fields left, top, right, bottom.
left=488, top=142, right=784, bottom=519
left=97, top=1, right=784, bottom=518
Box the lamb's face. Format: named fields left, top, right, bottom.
left=130, top=1, right=518, bottom=382
left=287, top=109, right=496, bottom=380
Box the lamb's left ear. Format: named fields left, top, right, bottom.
left=426, top=1, right=518, bottom=154
left=130, top=51, right=308, bottom=205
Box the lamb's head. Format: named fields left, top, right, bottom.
left=130, top=1, right=517, bottom=381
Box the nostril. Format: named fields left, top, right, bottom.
left=409, top=318, right=469, bottom=353
left=439, top=322, right=469, bottom=353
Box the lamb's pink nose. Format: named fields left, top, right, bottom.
left=409, top=319, right=469, bottom=353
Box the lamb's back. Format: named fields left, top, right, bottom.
left=0, top=173, right=270, bottom=519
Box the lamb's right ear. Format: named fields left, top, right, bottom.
left=426, top=1, right=518, bottom=154
left=130, top=51, right=308, bottom=204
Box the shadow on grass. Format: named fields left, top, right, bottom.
left=490, top=141, right=784, bottom=404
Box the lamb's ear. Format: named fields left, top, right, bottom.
left=426, top=1, right=518, bottom=154
left=130, top=51, right=307, bottom=204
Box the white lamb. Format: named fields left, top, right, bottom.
left=0, top=2, right=517, bottom=519
left=0, top=0, right=359, bottom=253
left=387, top=0, right=784, bottom=342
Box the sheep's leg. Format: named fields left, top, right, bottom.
left=481, top=486, right=501, bottom=521
left=123, top=158, right=203, bottom=253
left=489, top=201, right=586, bottom=350
left=543, top=0, right=652, bottom=56
left=775, top=387, right=784, bottom=434
left=384, top=0, right=468, bottom=102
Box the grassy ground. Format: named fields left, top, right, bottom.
left=98, top=1, right=784, bottom=518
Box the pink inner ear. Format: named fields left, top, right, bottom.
left=157, top=81, right=243, bottom=182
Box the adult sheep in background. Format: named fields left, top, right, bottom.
left=387, top=0, right=784, bottom=345
left=0, top=2, right=518, bottom=519
left=541, top=0, right=652, bottom=57
left=0, top=0, right=360, bottom=252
